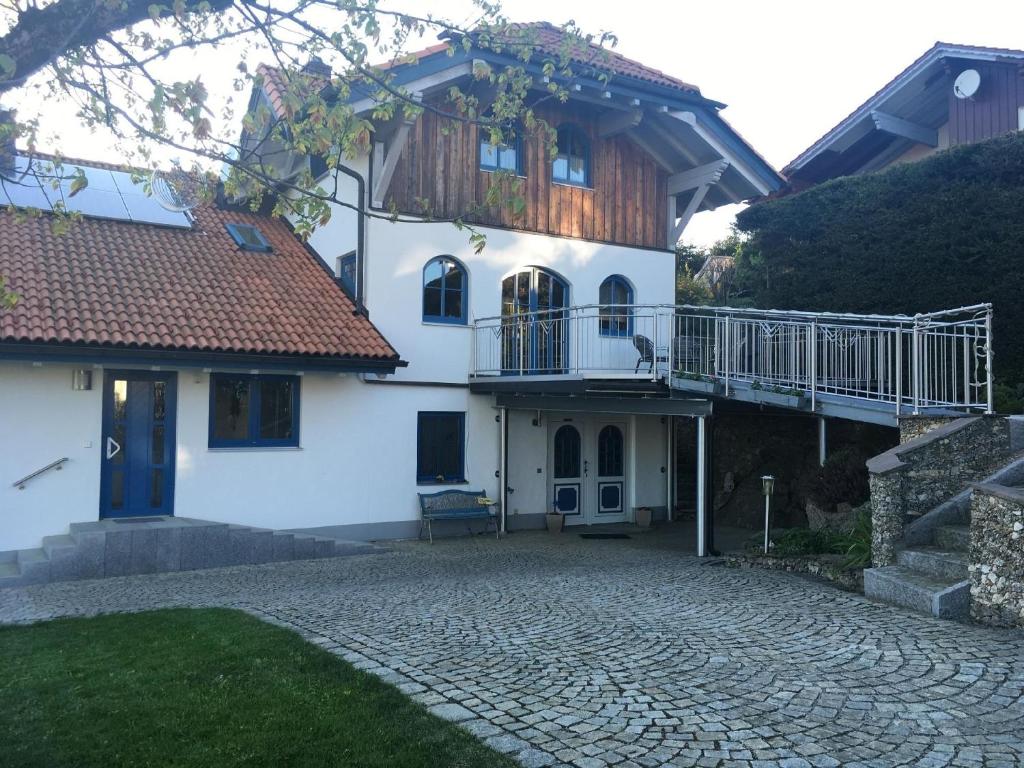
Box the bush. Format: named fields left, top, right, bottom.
left=755, top=504, right=872, bottom=569
left=735, top=132, right=1024, bottom=391
left=805, top=447, right=870, bottom=511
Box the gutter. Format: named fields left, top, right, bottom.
left=334, top=162, right=368, bottom=315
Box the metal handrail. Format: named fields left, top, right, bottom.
left=471, top=302, right=994, bottom=414
left=12, top=457, right=69, bottom=490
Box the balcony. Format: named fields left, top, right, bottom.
left=470, top=303, right=994, bottom=424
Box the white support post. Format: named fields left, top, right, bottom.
left=666, top=195, right=677, bottom=250
left=499, top=407, right=508, bottom=535
left=668, top=183, right=711, bottom=246
left=696, top=415, right=707, bottom=557
left=665, top=416, right=674, bottom=522
left=818, top=417, right=827, bottom=467
left=627, top=415, right=638, bottom=521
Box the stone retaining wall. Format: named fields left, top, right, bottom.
left=725, top=553, right=864, bottom=592
left=868, top=416, right=1012, bottom=566
left=969, top=483, right=1024, bottom=628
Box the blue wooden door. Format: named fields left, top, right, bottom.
left=100, top=371, right=176, bottom=518
left=500, top=268, right=569, bottom=374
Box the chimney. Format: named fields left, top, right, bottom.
left=302, top=56, right=332, bottom=79
left=0, top=107, right=16, bottom=175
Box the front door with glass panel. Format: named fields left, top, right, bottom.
left=594, top=422, right=627, bottom=523
left=100, top=371, right=176, bottom=518
left=550, top=422, right=584, bottom=524
left=501, top=268, right=569, bottom=374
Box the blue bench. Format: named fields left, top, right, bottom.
left=417, top=489, right=498, bottom=543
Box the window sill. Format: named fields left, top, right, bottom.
left=416, top=479, right=469, bottom=487
left=552, top=180, right=593, bottom=191
left=480, top=168, right=527, bottom=179
left=207, top=446, right=303, bottom=452
left=421, top=320, right=471, bottom=328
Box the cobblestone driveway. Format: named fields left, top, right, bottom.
left=2, top=531, right=1023, bottom=768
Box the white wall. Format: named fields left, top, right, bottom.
left=296, top=158, right=676, bottom=385
left=0, top=361, right=499, bottom=550
left=0, top=363, right=104, bottom=550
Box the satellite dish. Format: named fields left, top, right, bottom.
left=150, top=163, right=204, bottom=212
left=953, top=69, right=981, bottom=100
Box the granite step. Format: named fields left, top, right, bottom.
left=1, top=517, right=385, bottom=589
left=897, top=547, right=969, bottom=582
left=864, top=565, right=970, bottom=620
left=934, top=525, right=970, bottom=552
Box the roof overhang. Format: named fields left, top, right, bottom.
left=785, top=43, right=1024, bottom=182
left=350, top=47, right=783, bottom=205
left=493, top=391, right=713, bottom=417
left=0, top=342, right=407, bottom=375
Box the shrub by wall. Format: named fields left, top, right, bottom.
left=735, top=132, right=1024, bottom=390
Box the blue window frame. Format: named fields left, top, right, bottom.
left=552, top=124, right=590, bottom=187
left=209, top=373, right=300, bottom=448
left=337, top=251, right=357, bottom=294
left=423, top=256, right=468, bottom=324
left=417, top=411, right=466, bottom=484
left=225, top=222, right=272, bottom=252
left=479, top=121, right=523, bottom=174
left=599, top=275, right=634, bottom=337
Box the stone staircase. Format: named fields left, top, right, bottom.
left=864, top=416, right=1024, bottom=621
left=0, top=516, right=383, bottom=589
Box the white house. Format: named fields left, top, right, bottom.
left=25, top=23, right=975, bottom=583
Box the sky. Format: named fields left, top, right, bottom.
left=13, top=0, right=1024, bottom=246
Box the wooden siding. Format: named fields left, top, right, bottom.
left=382, top=100, right=669, bottom=250
left=949, top=62, right=1024, bottom=146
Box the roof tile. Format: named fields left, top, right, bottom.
left=0, top=204, right=399, bottom=362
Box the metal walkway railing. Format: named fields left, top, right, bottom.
left=471, top=303, right=994, bottom=416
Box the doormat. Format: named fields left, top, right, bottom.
left=579, top=533, right=630, bottom=540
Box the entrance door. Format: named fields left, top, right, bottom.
left=594, top=422, right=627, bottom=523
left=100, top=371, right=177, bottom=518
left=501, top=268, right=569, bottom=374
left=550, top=422, right=584, bottom=523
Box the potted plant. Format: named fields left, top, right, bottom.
left=634, top=506, right=653, bottom=528
left=546, top=496, right=565, bottom=533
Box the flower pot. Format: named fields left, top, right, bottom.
left=672, top=377, right=722, bottom=395
left=634, top=507, right=653, bottom=528
left=546, top=513, right=564, bottom=533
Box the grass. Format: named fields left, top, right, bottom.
left=0, top=608, right=519, bottom=768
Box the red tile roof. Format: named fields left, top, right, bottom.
left=255, top=20, right=703, bottom=121
left=0, top=203, right=400, bottom=363
left=494, top=22, right=701, bottom=96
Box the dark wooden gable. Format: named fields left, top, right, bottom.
left=382, top=98, right=669, bottom=250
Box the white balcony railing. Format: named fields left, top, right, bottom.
left=471, top=303, right=994, bottom=415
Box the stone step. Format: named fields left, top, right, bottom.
left=897, top=547, right=969, bottom=582
left=935, top=525, right=970, bottom=552
left=864, top=565, right=970, bottom=620
left=1, top=517, right=385, bottom=589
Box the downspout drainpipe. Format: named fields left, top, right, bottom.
left=335, top=163, right=367, bottom=315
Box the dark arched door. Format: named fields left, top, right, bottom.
left=551, top=423, right=582, bottom=518
left=596, top=424, right=625, bottom=517
left=501, top=267, right=569, bottom=374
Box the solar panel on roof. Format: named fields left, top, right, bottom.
left=1, top=157, right=54, bottom=211
left=1, top=155, right=193, bottom=229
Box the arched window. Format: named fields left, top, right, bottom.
left=599, top=275, right=633, bottom=337
left=552, top=124, right=590, bottom=186
left=553, top=425, right=581, bottom=478
left=422, top=256, right=468, bottom=324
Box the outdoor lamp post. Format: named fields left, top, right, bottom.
left=761, top=475, right=775, bottom=554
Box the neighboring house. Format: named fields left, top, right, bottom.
left=784, top=42, right=1024, bottom=189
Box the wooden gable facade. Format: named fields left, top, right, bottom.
left=381, top=99, right=670, bottom=250
left=948, top=61, right=1024, bottom=146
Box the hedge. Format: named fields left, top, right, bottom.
left=734, top=132, right=1024, bottom=388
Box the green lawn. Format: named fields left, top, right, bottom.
left=0, top=608, right=518, bottom=768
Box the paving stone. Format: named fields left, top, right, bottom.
left=0, top=531, right=1022, bottom=766
left=428, top=702, right=476, bottom=722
